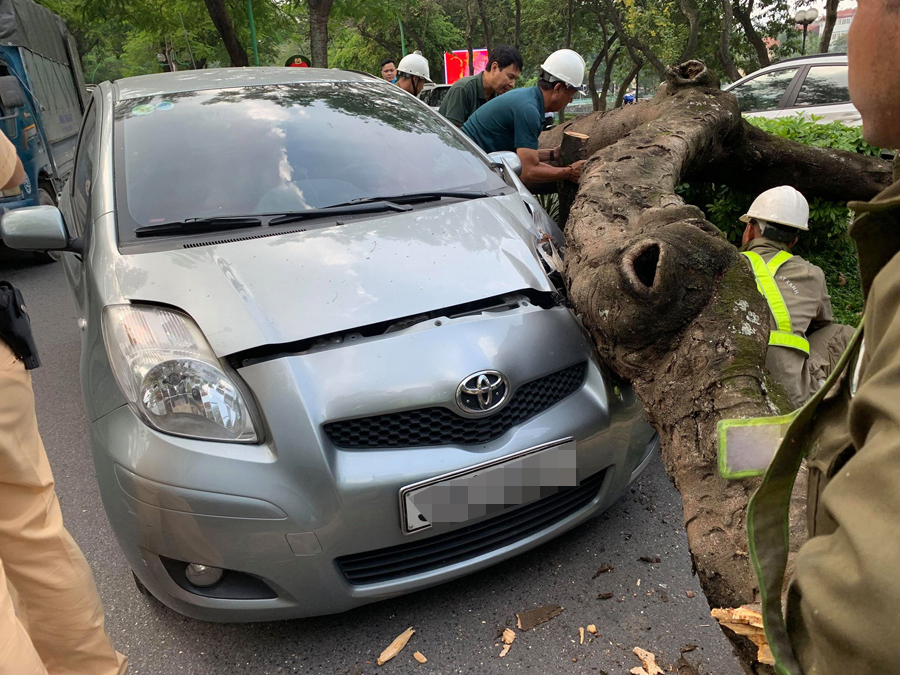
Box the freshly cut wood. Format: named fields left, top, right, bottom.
left=579, top=626, right=585, bottom=644
left=499, top=643, right=512, bottom=658
left=413, top=651, right=427, bottom=664
left=501, top=628, right=516, bottom=645
left=633, top=646, right=665, bottom=675
left=516, top=604, right=563, bottom=631
left=713, top=606, right=774, bottom=666
left=587, top=624, right=598, bottom=634
left=376, top=627, right=415, bottom=666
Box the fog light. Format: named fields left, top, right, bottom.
left=185, top=563, right=223, bottom=587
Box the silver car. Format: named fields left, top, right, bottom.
left=2, top=68, right=657, bottom=622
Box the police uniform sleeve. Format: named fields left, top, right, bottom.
left=785, top=254, right=900, bottom=674
left=512, top=105, right=542, bottom=151
left=0, top=133, right=18, bottom=188
left=438, top=82, right=475, bottom=127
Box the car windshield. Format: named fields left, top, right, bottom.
left=113, top=82, right=504, bottom=237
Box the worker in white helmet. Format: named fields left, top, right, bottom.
left=740, top=185, right=855, bottom=408
left=461, top=49, right=587, bottom=185
left=395, top=52, right=432, bottom=96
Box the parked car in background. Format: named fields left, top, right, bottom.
left=724, top=53, right=860, bottom=126
left=1, top=67, right=657, bottom=622
left=419, top=83, right=451, bottom=109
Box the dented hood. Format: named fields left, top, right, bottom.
left=114, top=196, right=552, bottom=356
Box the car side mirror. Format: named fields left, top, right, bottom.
left=488, top=151, right=522, bottom=177
left=1, top=206, right=82, bottom=254
left=0, top=76, right=26, bottom=110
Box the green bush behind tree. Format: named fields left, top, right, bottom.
left=677, top=115, right=881, bottom=327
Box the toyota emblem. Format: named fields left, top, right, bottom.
left=456, top=370, right=510, bottom=416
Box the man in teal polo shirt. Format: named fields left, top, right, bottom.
left=439, top=45, right=523, bottom=128
left=462, top=49, right=587, bottom=186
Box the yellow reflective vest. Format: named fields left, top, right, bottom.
left=741, top=250, right=811, bottom=355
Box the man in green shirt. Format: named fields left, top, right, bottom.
left=439, top=45, right=523, bottom=128
left=461, top=49, right=587, bottom=186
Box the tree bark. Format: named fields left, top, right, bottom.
left=734, top=0, right=771, bottom=68
left=566, top=0, right=574, bottom=48
left=589, top=33, right=617, bottom=112
left=464, top=0, right=475, bottom=75
left=476, top=0, right=492, bottom=54
left=202, top=0, right=248, bottom=67
left=514, top=0, right=521, bottom=49
left=818, top=0, right=840, bottom=53
left=308, top=0, right=335, bottom=67
left=600, top=47, right=620, bottom=112
left=614, top=58, right=641, bottom=108
left=539, top=60, right=892, bottom=673
left=679, top=0, right=700, bottom=62
left=717, top=0, right=742, bottom=82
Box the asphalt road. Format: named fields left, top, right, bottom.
left=3, top=253, right=744, bottom=675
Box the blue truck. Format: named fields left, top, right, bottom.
left=0, top=0, right=85, bottom=212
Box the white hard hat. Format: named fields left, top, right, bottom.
left=397, top=53, right=432, bottom=83
left=740, top=185, right=809, bottom=231
left=540, top=49, right=586, bottom=90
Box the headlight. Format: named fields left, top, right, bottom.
left=102, top=304, right=258, bottom=443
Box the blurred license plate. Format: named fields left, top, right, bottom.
left=400, top=439, right=576, bottom=534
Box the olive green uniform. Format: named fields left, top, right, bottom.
left=740, top=238, right=854, bottom=409
left=438, top=73, right=490, bottom=127
left=747, top=179, right=900, bottom=675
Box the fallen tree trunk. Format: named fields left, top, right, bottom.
left=539, top=61, right=892, bottom=673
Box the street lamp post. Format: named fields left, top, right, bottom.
left=794, top=8, right=819, bottom=55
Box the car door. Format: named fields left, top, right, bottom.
left=59, top=97, right=97, bottom=311
left=727, top=67, right=802, bottom=120
left=783, top=63, right=860, bottom=125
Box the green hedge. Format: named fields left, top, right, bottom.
left=677, top=115, right=881, bottom=327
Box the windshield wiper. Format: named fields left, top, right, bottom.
left=135, top=216, right=262, bottom=238
left=348, top=190, right=490, bottom=206
left=266, top=201, right=412, bottom=226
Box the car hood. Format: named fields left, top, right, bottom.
left=115, top=196, right=553, bottom=356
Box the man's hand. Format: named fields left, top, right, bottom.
left=567, top=160, right=586, bottom=183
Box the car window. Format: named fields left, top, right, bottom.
left=731, top=68, right=799, bottom=113
left=70, top=101, right=97, bottom=236
left=114, top=82, right=504, bottom=238
left=793, top=65, right=850, bottom=107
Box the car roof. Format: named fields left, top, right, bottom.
left=112, top=67, right=383, bottom=101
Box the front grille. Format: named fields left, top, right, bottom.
left=324, top=362, right=588, bottom=448
left=337, top=469, right=607, bottom=585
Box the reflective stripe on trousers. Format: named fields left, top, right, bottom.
left=741, top=250, right=811, bottom=355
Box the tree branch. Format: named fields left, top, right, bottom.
left=717, top=0, right=742, bottom=82
left=603, top=0, right=667, bottom=80
left=818, top=0, right=840, bottom=52
left=733, top=0, right=770, bottom=68
left=679, top=0, right=700, bottom=62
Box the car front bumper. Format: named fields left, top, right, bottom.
left=89, top=304, right=657, bottom=622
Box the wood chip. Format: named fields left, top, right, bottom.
left=633, top=646, right=665, bottom=675
left=712, top=606, right=774, bottom=665
left=501, top=628, right=516, bottom=645
left=516, top=604, right=563, bottom=631
left=587, top=624, right=597, bottom=634
left=598, top=592, right=614, bottom=600
left=686, top=591, right=695, bottom=598
left=579, top=627, right=585, bottom=644
left=499, top=643, right=512, bottom=658
left=638, top=556, right=661, bottom=563
left=413, top=652, right=427, bottom=664
left=376, top=627, right=415, bottom=666
left=591, top=564, right=614, bottom=578
left=680, top=644, right=697, bottom=653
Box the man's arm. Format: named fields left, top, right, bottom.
left=809, top=266, right=836, bottom=333
left=0, top=133, right=24, bottom=190
left=516, top=148, right=584, bottom=184
left=785, top=260, right=900, bottom=674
